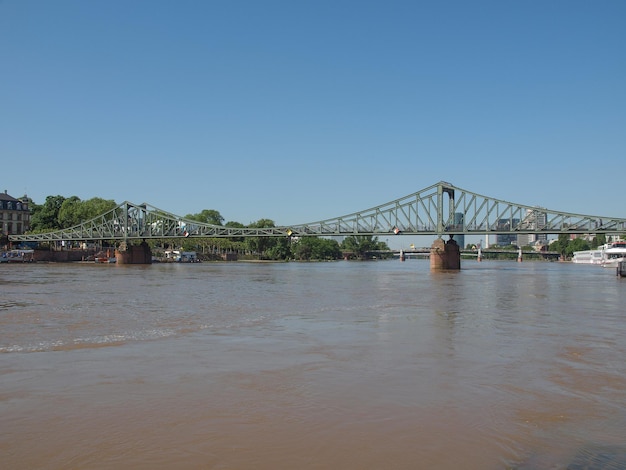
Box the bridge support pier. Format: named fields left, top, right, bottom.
left=430, top=237, right=461, bottom=271
left=116, top=241, right=152, bottom=265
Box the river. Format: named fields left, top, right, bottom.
left=1, top=260, right=625, bottom=469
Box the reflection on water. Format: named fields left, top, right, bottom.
left=1, top=261, right=625, bottom=469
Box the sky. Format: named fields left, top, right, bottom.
left=1, top=1, right=624, bottom=248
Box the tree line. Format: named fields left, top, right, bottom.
left=27, top=195, right=390, bottom=261
left=550, top=233, right=607, bottom=259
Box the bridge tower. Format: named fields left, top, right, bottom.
left=430, top=237, right=461, bottom=270
left=115, top=240, right=152, bottom=264
left=114, top=204, right=152, bottom=264
left=430, top=184, right=461, bottom=270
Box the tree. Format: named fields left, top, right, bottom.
left=551, top=233, right=570, bottom=257
left=57, top=196, right=82, bottom=227
left=294, top=238, right=313, bottom=260
left=317, top=238, right=341, bottom=260
left=550, top=234, right=590, bottom=259
left=567, top=238, right=590, bottom=258
left=58, top=197, right=117, bottom=228
left=246, top=219, right=277, bottom=258
left=225, top=221, right=245, bottom=243
left=185, top=209, right=224, bottom=226
left=374, top=238, right=391, bottom=252
left=294, top=237, right=341, bottom=260
left=29, top=195, right=66, bottom=232
left=340, top=235, right=381, bottom=259
left=591, top=233, right=606, bottom=248
left=265, top=237, right=292, bottom=260
left=82, top=198, right=117, bottom=220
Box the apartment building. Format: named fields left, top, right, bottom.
left=0, top=190, right=31, bottom=236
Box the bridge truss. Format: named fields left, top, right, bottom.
left=9, top=181, right=626, bottom=243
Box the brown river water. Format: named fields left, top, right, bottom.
left=1, top=260, right=625, bottom=469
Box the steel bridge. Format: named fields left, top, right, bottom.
left=8, top=181, right=626, bottom=243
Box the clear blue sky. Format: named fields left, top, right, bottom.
left=2, top=1, right=624, bottom=241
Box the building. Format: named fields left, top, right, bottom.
left=453, top=212, right=465, bottom=249
left=517, top=208, right=548, bottom=247
left=496, top=218, right=519, bottom=246
left=1, top=190, right=31, bottom=237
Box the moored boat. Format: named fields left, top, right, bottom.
left=571, top=239, right=626, bottom=268
left=601, top=240, right=626, bottom=268
left=0, top=249, right=34, bottom=263
left=571, top=249, right=604, bottom=264
left=94, top=250, right=116, bottom=264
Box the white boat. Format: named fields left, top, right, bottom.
left=572, top=240, right=626, bottom=267
left=164, top=250, right=199, bottom=262
left=571, top=249, right=604, bottom=264
left=601, top=240, right=626, bottom=268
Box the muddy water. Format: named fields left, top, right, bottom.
left=1, top=261, right=625, bottom=469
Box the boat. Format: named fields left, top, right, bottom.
left=601, top=240, right=626, bottom=268
left=163, top=250, right=199, bottom=262
left=94, top=250, right=116, bottom=263
left=571, top=249, right=604, bottom=264
left=571, top=240, right=626, bottom=267
left=0, top=249, right=35, bottom=263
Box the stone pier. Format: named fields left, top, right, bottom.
left=115, top=241, right=152, bottom=265
left=429, top=237, right=461, bottom=271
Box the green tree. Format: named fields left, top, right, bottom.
left=265, top=237, right=292, bottom=260
left=195, top=237, right=244, bottom=255
left=294, top=238, right=313, bottom=260
left=374, top=238, right=391, bottom=252
left=340, top=235, right=380, bottom=259
left=551, top=233, right=570, bottom=257
left=29, top=195, right=66, bottom=232
left=82, top=197, right=118, bottom=219
left=246, top=219, right=277, bottom=258
left=550, top=234, right=591, bottom=259
left=57, top=196, right=82, bottom=227
left=225, top=221, right=245, bottom=243
left=591, top=233, right=606, bottom=248
left=316, top=238, right=342, bottom=260
left=58, top=197, right=117, bottom=228
left=294, top=237, right=341, bottom=260
left=185, top=209, right=224, bottom=226
left=567, top=238, right=590, bottom=258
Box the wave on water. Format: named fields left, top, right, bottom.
left=0, top=312, right=277, bottom=353
left=0, top=327, right=183, bottom=353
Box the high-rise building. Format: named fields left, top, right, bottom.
left=453, top=212, right=465, bottom=249
left=517, top=208, right=548, bottom=247
left=496, top=218, right=519, bottom=246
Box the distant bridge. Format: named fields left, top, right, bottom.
left=381, top=248, right=561, bottom=259
left=9, top=181, right=626, bottom=243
